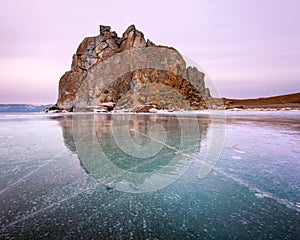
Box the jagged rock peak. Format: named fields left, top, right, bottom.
left=99, top=25, right=111, bottom=34
left=122, top=24, right=136, bottom=38
left=73, top=24, right=153, bottom=72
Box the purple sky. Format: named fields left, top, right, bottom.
left=0, top=0, right=299, bottom=104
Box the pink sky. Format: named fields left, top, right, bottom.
left=0, top=0, right=299, bottom=104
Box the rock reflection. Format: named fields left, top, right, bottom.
left=48, top=115, right=77, bottom=153
left=52, top=113, right=210, bottom=192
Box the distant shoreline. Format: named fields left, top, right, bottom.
left=42, top=109, right=300, bottom=116
left=1, top=92, right=299, bottom=113
left=219, top=92, right=300, bottom=110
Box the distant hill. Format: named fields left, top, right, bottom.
left=222, top=92, right=300, bottom=109
left=0, top=104, right=52, bottom=112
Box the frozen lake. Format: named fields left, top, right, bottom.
left=0, top=111, right=299, bottom=239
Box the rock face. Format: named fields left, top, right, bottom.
left=55, top=24, right=211, bottom=111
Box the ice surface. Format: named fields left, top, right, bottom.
left=0, top=112, right=299, bottom=239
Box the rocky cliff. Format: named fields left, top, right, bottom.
left=55, top=24, right=211, bottom=112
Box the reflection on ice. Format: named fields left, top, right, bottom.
left=64, top=114, right=210, bottom=193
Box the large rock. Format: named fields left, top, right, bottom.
left=56, top=71, right=87, bottom=110
left=186, top=66, right=212, bottom=101
left=55, top=24, right=211, bottom=111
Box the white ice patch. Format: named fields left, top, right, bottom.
left=235, top=149, right=245, bottom=154
left=232, top=156, right=242, bottom=160
left=255, top=193, right=264, bottom=198
left=262, top=192, right=273, bottom=198
left=255, top=192, right=273, bottom=199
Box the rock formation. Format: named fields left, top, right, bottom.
left=54, top=24, right=211, bottom=112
